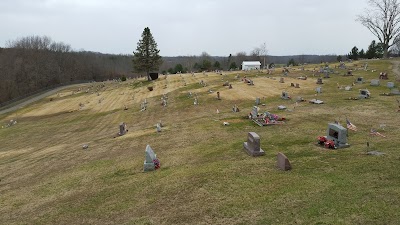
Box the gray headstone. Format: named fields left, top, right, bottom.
left=250, top=106, right=258, bottom=118
left=281, top=91, right=290, bottom=100
left=243, top=132, right=265, bottom=156
left=390, top=88, right=400, bottom=95
left=344, top=86, right=352, bottom=91
left=370, top=79, right=380, bottom=86
left=144, top=145, right=158, bottom=171
left=387, top=82, right=395, bottom=88
left=277, top=152, right=292, bottom=171
left=278, top=105, right=287, bottom=110
left=316, top=87, right=322, bottom=94
left=119, top=123, right=127, bottom=136
left=156, top=123, right=161, bottom=132
left=356, top=77, right=364, bottom=84
left=326, top=123, right=350, bottom=148
left=255, top=97, right=260, bottom=105
left=316, top=78, right=323, bottom=84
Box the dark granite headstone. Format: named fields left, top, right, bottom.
left=119, top=122, right=128, bottom=136
left=149, top=73, right=159, bottom=80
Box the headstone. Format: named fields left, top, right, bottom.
left=217, top=92, right=221, bottom=100
left=356, top=77, right=364, bottom=84
left=344, top=86, right=352, bottom=91
left=367, top=151, right=385, bottom=156
left=243, top=132, right=265, bottom=156
left=281, top=91, right=290, bottom=100
left=326, top=123, right=350, bottom=148
left=119, top=122, right=128, bottom=136
left=250, top=106, right=258, bottom=119
left=277, top=152, right=292, bottom=171
left=316, top=78, right=323, bottom=84
left=290, top=83, right=295, bottom=87
left=370, top=79, right=380, bottom=86
left=279, top=77, right=285, bottom=83
left=229, top=84, right=233, bottom=89
left=387, top=82, right=395, bottom=88
left=324, top=71, right=330, bottom=78
left=156, top=123, right=161, bottom=132
left=144, top=145, right=160, bottom=171
left=316, top=87, right=322, bottom=94
left=232, top=104, right=240, bottom=112
left=295, top=83, right=300, bottom=88
left=194, top=97, right=199, bottom=105
left=359, top=89, right=371, bottom=99
left=390, top=88, right=400, bottom=95
left=278, top=105, right=287, bottom=110
left=309, top=99, right=324, bottom=104
left=255, top=97, right=260, bottom=105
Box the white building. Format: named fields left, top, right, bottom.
left=242, top=61, right=261, bottom=71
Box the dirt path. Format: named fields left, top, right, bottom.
left=0, top=84, right=87, bottom=115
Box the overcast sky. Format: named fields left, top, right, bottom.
left=0, top=0, right=376, bottom=56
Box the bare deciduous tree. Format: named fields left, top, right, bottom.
left=357, top=0, right=400, bottom=58
left=250, top=43, right=268, bottom=68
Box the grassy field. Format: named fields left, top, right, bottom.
left=0, top=59, right=399, bottom=224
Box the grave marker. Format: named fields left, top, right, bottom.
left=144, top=145, right=160, bottom=171
left=281, top=91, right=290, bottom=100
left=370, top=79, right=380, bottom=86
left=255, top=97, right=260, bottom=105
left=243, top=132, right=265, bottom=156
left=277, top=152, right=292, bottom=171
left=118, top=122, right=128, bottom=136
left=326, top=123, right=350, bottom=148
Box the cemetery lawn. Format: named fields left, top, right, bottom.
left=1, top=59, right=400, bottom=224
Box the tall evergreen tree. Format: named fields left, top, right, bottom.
left=132, top=27, right=162, bottom=80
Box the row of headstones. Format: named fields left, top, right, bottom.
left=143, top=132, right=292, bottom=172
left=1, top=119, right=17, bottom=129
left=279, top=77, right=324, bottom=85
left=117, top=121, right=164, bottom=137
left=370, top=80, right=399, bottom=95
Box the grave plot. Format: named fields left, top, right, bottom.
left=248, top=106, right=285, bottom=126
left=317, top=123, right=350, bottom=149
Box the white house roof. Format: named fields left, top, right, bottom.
left=242, top=61, right=261, bottom=66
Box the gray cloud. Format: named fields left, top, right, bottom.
left=0, top=0, right=375, bottom=56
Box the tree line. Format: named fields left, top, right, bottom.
left=0, top=36, right=134, bottom=106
